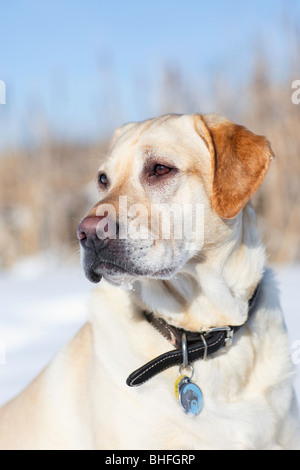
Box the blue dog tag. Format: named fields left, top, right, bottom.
left=178, top=378, right=203, bottom=416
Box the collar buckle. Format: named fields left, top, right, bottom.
left=205, top=326, right=234, bottom=348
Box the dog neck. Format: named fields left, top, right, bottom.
left=131, top=204, right=265, bottom=331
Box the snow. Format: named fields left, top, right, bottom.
left=0, top=256, right=299, bottom=409
left=0, top=256, right=92, bottom=406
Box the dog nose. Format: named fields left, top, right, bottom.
left=77, top=217, right=100, bottom=241
left=77, top=216, right=119, bottom=246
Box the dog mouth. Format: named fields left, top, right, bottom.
left=84, top=258, right=178, bottom=285
left=81, top=237, right=184, bottom=285
left=84, top=260, right=130, bottom=284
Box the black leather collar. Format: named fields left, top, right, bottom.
left=126, top=284, right=260, bottom=387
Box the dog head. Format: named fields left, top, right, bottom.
left=78, top=113, right=274, bottom=287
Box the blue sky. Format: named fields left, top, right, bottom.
left=0, top=0, right=299, bottom=149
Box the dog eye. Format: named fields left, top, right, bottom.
left=98, top=173, right=108, bottom=186
left=154, top=164, right=171, bottom=176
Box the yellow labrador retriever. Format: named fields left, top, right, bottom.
left=0, top=113, right=299, bottom=450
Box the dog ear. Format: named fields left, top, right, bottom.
left=195, top=114, right=275, bottom=219
left=110, top=122, right=137, bottom=149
